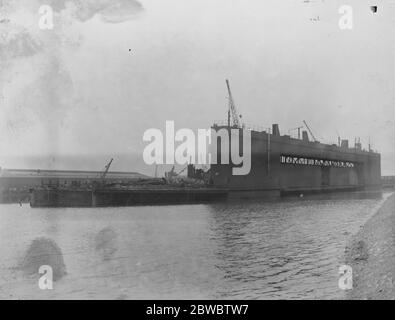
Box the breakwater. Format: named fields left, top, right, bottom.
left=345, top=192, right=395, bottom=299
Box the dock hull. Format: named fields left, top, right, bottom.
left=211, top=126, right=382, bottom=193
left=29, top=184, right=383, bottom=208
left=30, top=188, right=229, bottom=208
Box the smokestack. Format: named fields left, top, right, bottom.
left=272, top=124, right=280, bottom=136
left=302, top=131, right=309, bottom=142
left=355, top=137, right=362, bottom=150
left=341, top=139, right=349, bottom=148
left=187, top=164, right=195, bottom=178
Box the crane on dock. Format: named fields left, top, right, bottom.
left=100, top=158, right=113, bottom=180
left=164, top=165, right=192, bottom=185
left=226, top=79, right=243, bottom=128
left=165, top=165, right=187, bottom=180
left=303, top=120, right=318, bottom=142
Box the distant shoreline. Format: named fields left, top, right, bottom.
left=345, top=192, right=395, bottom=299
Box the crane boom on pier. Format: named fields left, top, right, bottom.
left=101, top=158, right=113, bottom=180
left=226, top=79, right=242, bottom=128
left=303, top=120, right=318, bottom=142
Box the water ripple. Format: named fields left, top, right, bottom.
left=0, top=194, right=389, bottom=299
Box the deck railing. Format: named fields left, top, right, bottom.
left=213, top=120, right=269, bottom=133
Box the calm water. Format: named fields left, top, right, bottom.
left=0, top=193, right=390, bottom=299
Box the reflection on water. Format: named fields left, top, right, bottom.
left=95, top=227, right=118, bottom=261
left=0, top=193, right=389, bottom=299
left=20, top=237, right=66, bottom=281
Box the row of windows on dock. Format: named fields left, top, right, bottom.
left=280, top=155, right=355, bottom=168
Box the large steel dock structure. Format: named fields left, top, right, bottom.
left=28, top=80, right=382, bottom=207
left=210, top=123, right=381, bottom=199
left=29, top=123, right=381, bottom=207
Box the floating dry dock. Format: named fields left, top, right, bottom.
left=27, top=79, right=383, bottom=208
left=29, top=121, right=382, bottom=207
left=22, top=79, right=383, bottom=207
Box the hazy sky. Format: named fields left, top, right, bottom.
left=1, top=0, right=395, bottom=175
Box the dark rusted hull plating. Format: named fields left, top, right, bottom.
left=210, top=125, right=382, bottom=195
left=30, top=187, right=229, bottom=208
